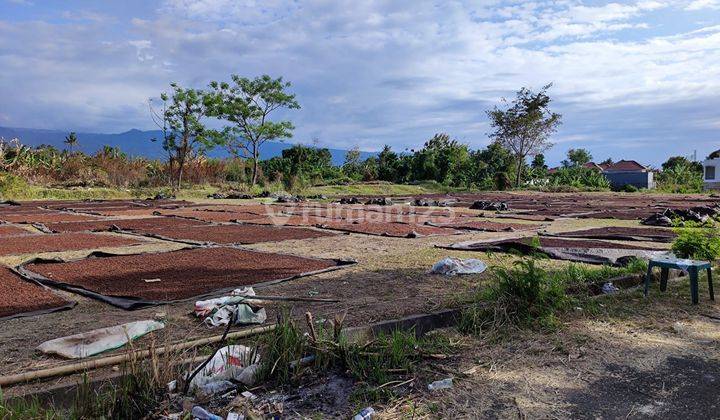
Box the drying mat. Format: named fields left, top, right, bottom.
left=18, top=247, right=355, bottom=309
left=0, top=267, right=75, bottom=320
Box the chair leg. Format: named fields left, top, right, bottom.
left=708, top=268, right=715, bottom=301
left=690, top=268, right=699, bottom=305
left=645, top=265, right=654, bottom=297
left=660, top=267, right=669, bottom=292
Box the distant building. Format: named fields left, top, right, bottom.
left=703, top=150, right=720, bottom=190
left=546, top=160, right=656, bottom=189
left=602, top=160, right=655, bottom=189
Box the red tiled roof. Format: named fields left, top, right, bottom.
left=583, top=162, right=603, bottom=170
left=604, top=160, right=648, bottom=172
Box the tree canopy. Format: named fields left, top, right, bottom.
left=205, top=75, right=300, bottom=185
left=487, top=84, right=562, bottom=187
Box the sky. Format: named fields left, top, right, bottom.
left=0, top=0, right=719, bottom=166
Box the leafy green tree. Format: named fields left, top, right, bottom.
left=377, top=145, right=399, bottom=182
left=409, top=133, right=471, bottom=186
left=600, top=158, right=613, bottom=166
left=150, top=83, right=220, bottom=190
left=471, top=142, right=515, bottom=189
left=662, top=156, right=702, bottom=173
left=343, top=147, right=363, bottom=180
left=205, top=75, right=300, bottom=186
left=487, top=84, right=562, bottom=187
left=657, top=156, right=703, bottom=193
left=64, top=132, right=78, bottom=154
left=563, top=148, right=592, bottom=167
left=531, top=154, right=547, bottom=170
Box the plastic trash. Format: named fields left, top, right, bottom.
left=191, top=406, right=223, bottom=420
left=353, top=407, right=375, bottom=420
left=37, top=320, right=165, bottom=359
left=601, top=282, right=620, bottom=294
left=226, top=413, right=244, bottom=420
left=197, top=380, right=236, bottom=397
left=428, top=378, right=453, bottom=391
left=195, top=287, right=267, bottom=328
left=430, top=257, right=487, bottom=276
left=189, top=345, right=260, bottom=390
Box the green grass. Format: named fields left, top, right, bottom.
left=458, top=257, right=649, bottom=337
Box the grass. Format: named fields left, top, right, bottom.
left=458, top=257, right=649, bottom=337
left=0, top=339, right=188, bottom=420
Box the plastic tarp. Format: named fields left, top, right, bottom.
left=439, top=239, right=669, bottom=266
left=430, top=257, right=487, bottom=276
left=194, top=287, right=267, bottom=327
left=37, top=320, right=165, bottom=359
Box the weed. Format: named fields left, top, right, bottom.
left=459, top=258, right=569, bottom=335
left=672, top=225, right=720, bottom=260
left=256, top=311, right=306, bottom=386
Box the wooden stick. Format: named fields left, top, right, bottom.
left=0, top=324, right=276, bottom=388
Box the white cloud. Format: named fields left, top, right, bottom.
left=1, top=0, right=720, bottom=164
left=686, top=0, right=720, bottom=10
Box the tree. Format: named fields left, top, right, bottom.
left=662, top=156, right=702, bottom=173
left=150, top=83, right=219, bottom=191
left=563, top=148, right=592, bottom=167
left=600, top=157, right=613, bottom=166
left=343, top=147, right=363, bottom=180
left=377, top=145, right=399, bottom=182
left=64, top=132, right=78, bottom=154
left=486, top=84, right=562, bottom=187
left=471, top=142, right=515, bottom=189
left=531, top=154, right=547, bottom=170
left=205, top=75, right=300, bottom=186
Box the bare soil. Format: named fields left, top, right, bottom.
left=0, top=224, right=35, bottom=237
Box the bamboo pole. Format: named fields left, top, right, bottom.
left=0, top=324, right=276, bottom=388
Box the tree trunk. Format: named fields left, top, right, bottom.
left=515, top=157, right=523, bottom=188
left=251, top=144, right=259, bottom=186
left=176, top=156, right=184, bottom=192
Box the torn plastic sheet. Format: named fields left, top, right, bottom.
left=15, top=248, right=357, bottom=310
left=189, top=345, right=260, bottom=390
left=37, top=320, right=165, bottom=359
left=430, top=257, right=487, bottom=276
left=439, top=238, right=670, bottom=266
left=542, top=226, right=677, bottom=243
left=195, top=287, right=267, bottom=327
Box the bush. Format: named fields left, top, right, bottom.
left=459, top=258, right=569, bottom=335
left=671, top=226, right=720, bottom=261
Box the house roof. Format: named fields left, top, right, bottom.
left=604, top=160, right=648, bottom=172
left=583, top=162, right=603, bottom=171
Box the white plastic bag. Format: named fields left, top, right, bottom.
left=189, top=345, right=260, bottom=390
left=195, top=287, right=267, bottom=327
left=37, top=320, right=165, bottom=359
left=430, top=257, right=487, bottom=276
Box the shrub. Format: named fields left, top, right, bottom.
left=671, top=226, right=720, bottom=261
left=459, top=258, right=569, bottom=335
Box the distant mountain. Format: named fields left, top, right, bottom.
left=0, top=126, right=374, bottom=166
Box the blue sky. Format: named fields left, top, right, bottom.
left=1, top=0, right=719, bottom=166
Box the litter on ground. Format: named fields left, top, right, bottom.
left=37, top=320, right=165, bottom=359
left=430, top=257, right=487, bottom=276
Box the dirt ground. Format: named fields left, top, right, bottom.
left=1, top=192, right=718, bottom=419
